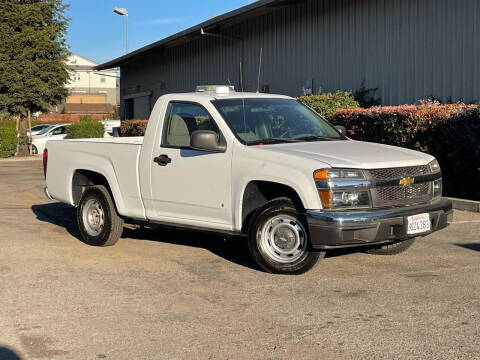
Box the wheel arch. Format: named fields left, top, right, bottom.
left=71, top=169, right=120, bottom=212
left=240, top=180, right=306, bottom=233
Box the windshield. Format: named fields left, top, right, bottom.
left=31, top=125, right=49, bottom=132
left=36, top=125, right=55, bottom=135
left=212, top=98, right=344, bottom=144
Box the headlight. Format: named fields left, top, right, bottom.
left=429, top=159, right=441, bottom=173
left=433, top=178, right=442, bottom=198
left=314, top=168, right=372, bottom=209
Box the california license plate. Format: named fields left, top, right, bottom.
left=407, top=213, right=431, bottom=235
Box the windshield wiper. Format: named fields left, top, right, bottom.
left=246, top=138, right=299, bottom=145
left=292, top=135, right=336, bottom=142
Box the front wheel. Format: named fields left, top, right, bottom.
left=248, top=198, right=324, bottom=274
left=77, top=185, right=124, bottom=246
left=365, top=238, right=415, bottom=255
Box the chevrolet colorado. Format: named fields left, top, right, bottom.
left=44, top=86, right=452, bottom=274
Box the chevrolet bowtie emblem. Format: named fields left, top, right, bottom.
left=399, top=177, right=414, bottom=186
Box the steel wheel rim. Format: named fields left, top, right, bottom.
left=82, top=198, right=105, bottom=237
left=259, top=215, right=307, bottom=264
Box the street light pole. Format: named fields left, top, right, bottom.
left=113, top=7, right=129, bottom=54
left=125, top=13, right=128, bottom=54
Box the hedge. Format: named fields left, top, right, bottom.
left=65, top=116, right=105, bottom=139
left=331, top=102, right=480, bottom=200
left=120, top=120, right=148, bottom=137
left=297, top=91, right=359, bottom=119
left=0, top=124, right=17, bottom=158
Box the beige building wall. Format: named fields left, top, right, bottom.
left=66, top=54, right=118, bottom=104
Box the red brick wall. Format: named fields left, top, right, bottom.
left=38, top=114, right=106, bottom=123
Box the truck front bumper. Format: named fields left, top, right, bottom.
left=306, top=198, right=453, bottom=250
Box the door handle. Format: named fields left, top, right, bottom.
left=153, top=154, right=172, bottom=166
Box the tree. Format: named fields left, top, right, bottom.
left=0, top=0, right=70, bottom=155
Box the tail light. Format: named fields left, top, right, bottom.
left=43, top=149, right=48, bottom=180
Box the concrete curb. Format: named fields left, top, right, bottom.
left=0, top=156, right=42, bottom=162
left=447, top=197, right=480, bottom=212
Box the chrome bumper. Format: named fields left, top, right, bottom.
left=306, top=197, right=453, bottom=249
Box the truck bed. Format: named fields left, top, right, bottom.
left=46, top=137, right=146, bottom=220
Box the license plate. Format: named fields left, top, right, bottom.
left=407, top=213, right=431, bottom=235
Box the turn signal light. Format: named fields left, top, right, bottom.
left=319, top=190, right=332, bottom=208
left=314, top=169, right=329, bottom=180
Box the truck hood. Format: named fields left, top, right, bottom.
left=256, top=140, right=433, bottom=169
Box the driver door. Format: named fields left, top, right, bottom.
left=146, top=101, right=232, bottom=228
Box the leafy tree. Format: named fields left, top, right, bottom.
left=0, top=0, right=70, bottom=155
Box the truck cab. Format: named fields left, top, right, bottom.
left=44, top=86, right=452, bottom=274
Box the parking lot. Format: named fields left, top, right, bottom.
left=0, top=160, right=478, bottom=359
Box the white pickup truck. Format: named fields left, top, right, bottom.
left=44, top=86, right=452, bottom=274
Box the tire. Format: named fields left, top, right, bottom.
left=365, top=238, right=415, bottom=255
left=77, top=185, right=124, bottom=246
left=32, top=145, right=38, bottom=155
left=247, top=198, right=324, bottom=274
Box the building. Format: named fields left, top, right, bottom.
left=66, top=54, right=118, bottom=106
left=96, top=0, right=480, bottom=120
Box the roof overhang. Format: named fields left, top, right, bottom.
left=95, top=0, right=304, bottom=70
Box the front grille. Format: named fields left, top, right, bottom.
left=369, top=165, right=430, bottom=179
left=376, top=183, right=430, bottom=203
left=369, top=165, right=432, bottom=207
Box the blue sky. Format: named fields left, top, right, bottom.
left=66, top=0, right=253, bottom=65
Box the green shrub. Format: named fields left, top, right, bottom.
left=65, top=116, right=105, bottom=139
left=0, top=123, right=17, bottom=158
left=331, top=102, right=480, bottom=200
left=297, top=91, right=359, bottom=119
left=120, top=120, right=148, bottom=137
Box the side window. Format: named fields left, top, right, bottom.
left=162, top=102, right=219, bottom=148
left=51, top=126, right=65, bottom=135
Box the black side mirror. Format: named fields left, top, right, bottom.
left=190, top=130, right=227, bottom=153
left=335, top=125, right=347, bottom=135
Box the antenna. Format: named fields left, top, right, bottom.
left=256, top=47, right=263, bottom=93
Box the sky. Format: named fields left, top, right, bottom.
left=66, top=0, right=254, bottom=65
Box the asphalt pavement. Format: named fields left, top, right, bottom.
left=0, top=160, right=478, bottom=359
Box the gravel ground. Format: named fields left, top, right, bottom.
left=0, top=160, right=478, bottom=360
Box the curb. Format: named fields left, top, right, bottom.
left=0, top=156, right=42, bottom=162
left=447, top=197, right=480, bottom=212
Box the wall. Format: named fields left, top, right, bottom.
left=66, top=54, right=118, bottom=105
left=38, top=114, right=107, bottom=122
left=66, top=93, right=107, bottom=104
left=68, top=87, right=117, bottom=105
left=120, top=0, right=480, bottom=119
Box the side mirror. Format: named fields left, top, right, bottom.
left=335, top=125, right=346, bottom=135
left=190, top=130, right=226, bottom=153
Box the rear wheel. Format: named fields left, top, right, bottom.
left=77, top=185, right=124, bottom=246
left=365, top=238, right=415, bottom=255
left=31, top=145, right=38, bottom=155
left=248, top=198, right=324, bottom=274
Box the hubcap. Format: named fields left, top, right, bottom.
left=82, top=199, right=105, bottom=236
left=259, top=215, right=307, bottom=263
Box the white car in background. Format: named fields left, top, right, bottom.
left=31, top=123, right=69, bottom=155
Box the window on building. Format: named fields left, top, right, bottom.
left=162, top=102, right=220, bottom=148
left=74, top=73, right=80, bottom=81
left=100, top=76, right=106, bottom=83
